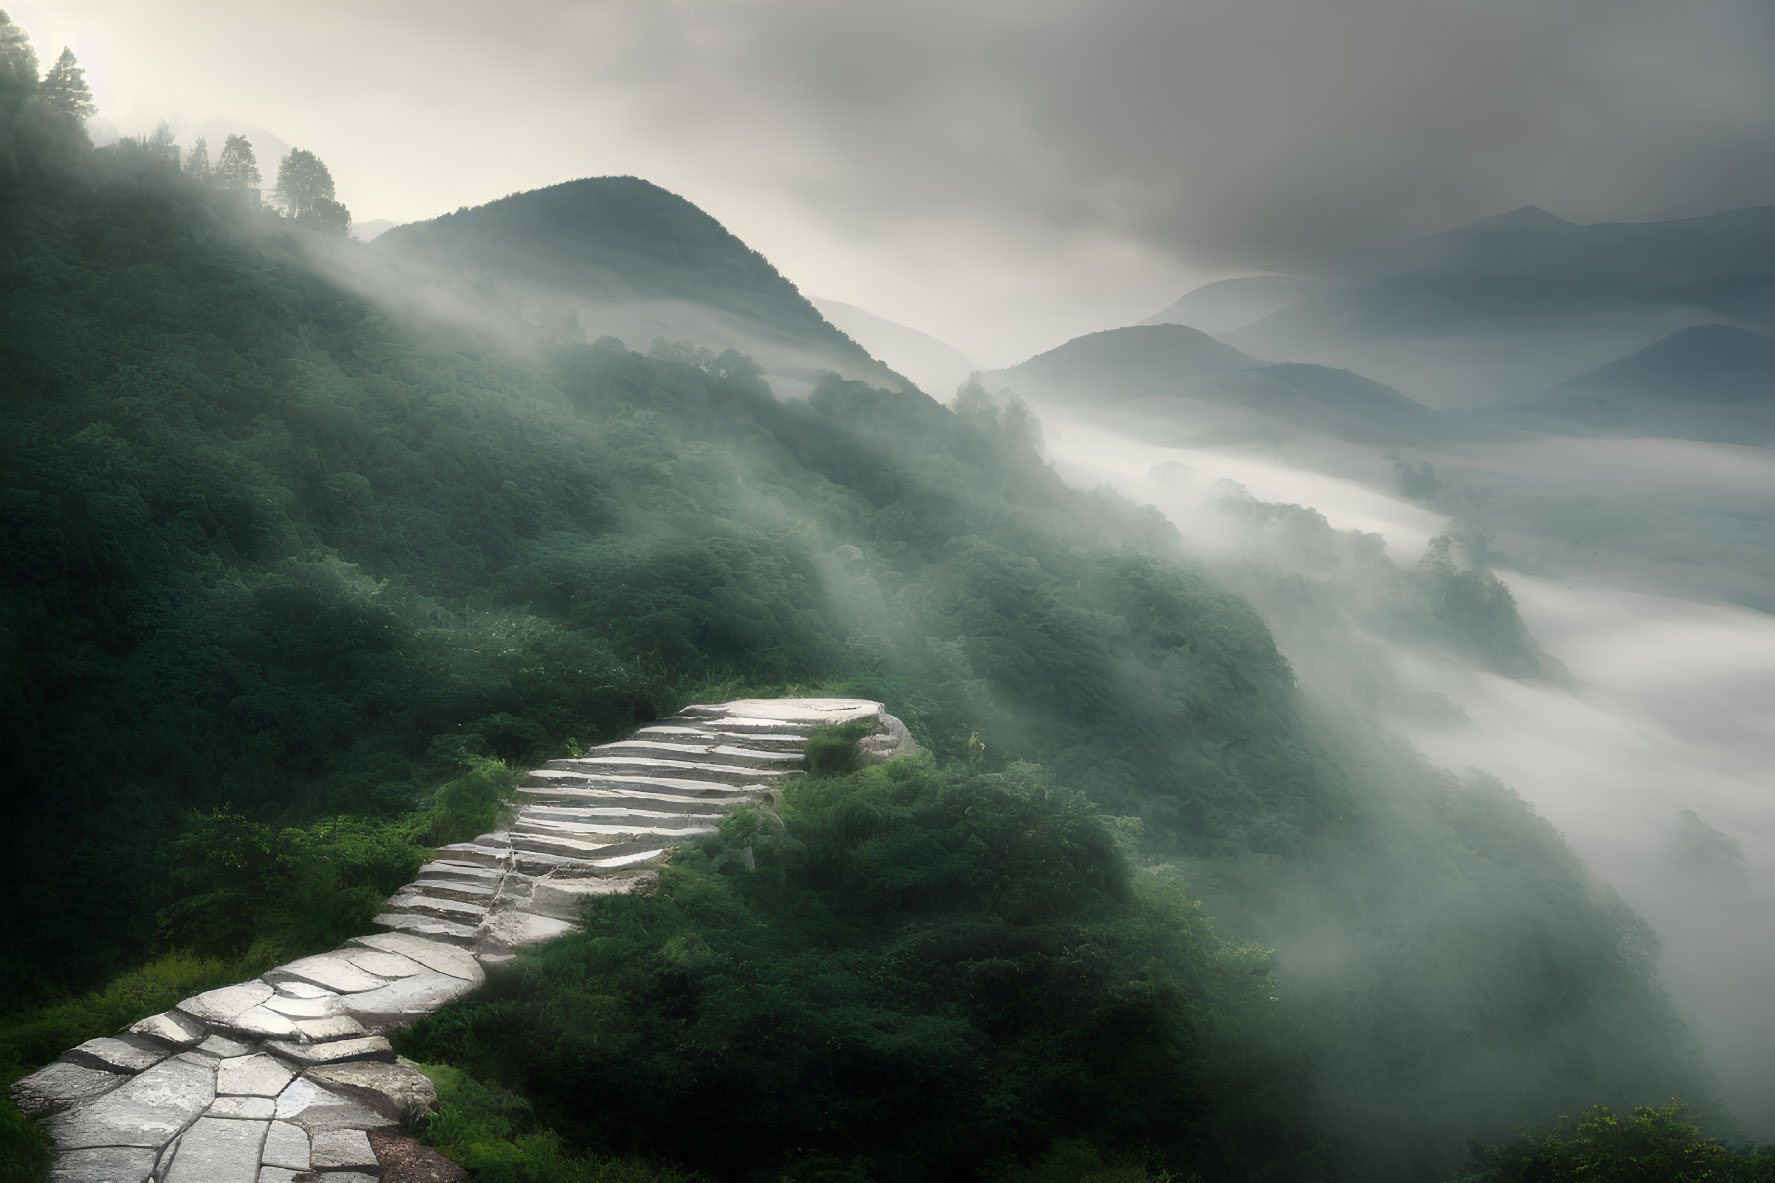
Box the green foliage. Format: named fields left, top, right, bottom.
left=396, top=758, right=1311, bottom=1181
left=37, top=48, right=92, bottom=122
left=1456, top=1103, right=1775, bottom=1182
left=156, top=810, right=424, bottom=960
left=424, top=757, right=519, bottom=846
left=799, top=718, right=879, bottom=778
left=415, top=1063, right=707, bottom=1183
left=0, top=951, right=246, bottom=1080
left=0, top=1097, right=49, bottom=1183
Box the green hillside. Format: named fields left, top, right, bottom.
left=0, top=44, right=1723, bottom=1183
left=375, top=177, right=907, bottom=392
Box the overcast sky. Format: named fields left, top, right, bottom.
left=12, top=0, right=1775, bottom=364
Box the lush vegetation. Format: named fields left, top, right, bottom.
left=1452, top=1103, right=1775, bottom=1182
left=0, top=12, right=1728, bottom=1178
left=398, top=756, right=1313, bottom=1181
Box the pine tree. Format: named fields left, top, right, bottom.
left=0, top=9, right=38, bottom=95
left=184, top=136, right=210, bottom=179
left=39, top=47, right=94, bottom=120
left=214, top=133, right=260, bottom=194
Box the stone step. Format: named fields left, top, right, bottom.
left=381, top=893, right=489, bottom=925
left=262, top=1036, right=396, bottom=1068
left=370, top=912, right=479, bottom=946
left=505, top=830, right=625, bottom=861
left=527, top=872, right=659, bottom=920
left=409, top=877, right=499, bottom=904
left=590, top=740, right=803, bottom=763
left=433, top=842, right=511, bottom=868
left=542, top=756, right=790, bottom=781
left=520, top=772, right=770, bottom=798
left=634, top=724, right=809, bottom=747
left=512, top=817, right=718, bottom=840
left=523, top=801, right=727, bottom=821
left=509, top=829, right=674, bottom=865
left=416, top=860, right=503, bottom=882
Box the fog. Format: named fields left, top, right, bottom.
left=1033, top=406, right=1775, bottom=1135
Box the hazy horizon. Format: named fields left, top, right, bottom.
left=13, top=0, right=1775, bottom=366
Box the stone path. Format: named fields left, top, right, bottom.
left=13, top=699, right=911, bottom=1182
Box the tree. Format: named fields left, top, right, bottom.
left=213, top=133, right=260, bottom=196
left=183, top=135, right=209, bottom=179
left=38, top=47, right=94, bottom=120
left=0, top=9, right=37, bottom=96
left=275, top=147, right=350, bottom=233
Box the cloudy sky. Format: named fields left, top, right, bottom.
left=13, top=0, right=1775, bottom=363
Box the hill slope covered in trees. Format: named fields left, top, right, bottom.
left=0, top=32, right=1730, bottom=1181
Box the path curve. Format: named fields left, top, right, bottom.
left=13, top=698, right=912, bottom=1183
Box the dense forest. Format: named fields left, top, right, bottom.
left=1, top=14, right=1767, bottom=1180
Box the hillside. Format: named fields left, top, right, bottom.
left=988, top=324, right=1444, bottom=442
left=1522, top=324, right=1775, bottom=442
left=374, top=177, right=907, bottom=395
left=991, top=323, right=1265, bottom=399
left=0, top=75, right=1716, bottom=1183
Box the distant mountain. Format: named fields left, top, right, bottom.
left=352, top=218, right=396, bottom=243
left=375, top=177, right=906, bottom=394
left=988, top=324, right=1442, bottom=443
left=1227, top=204, right=1775, bottom=407
left=1143, top=275, right=1319, bottom=336
left=1523, top=324, right=1775, bottom=442
left=993, top=324, right=1264, bottom=402
left=812, top=297, right=976, bottom=398
left=1454, top=205, right=1578, bottom=232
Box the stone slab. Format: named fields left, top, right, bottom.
left=336, top=967, right=483, bottom=1028
left=43, top=1054, right=216, bottom=1149
left=177, top=981, right=274, bottom=1028
left=340, top=949, right=425, bottom=979
left=259, top=1171, right=303, bottom=1183
left=307, top=1059, right=437, bottom=1122
left=295, top=1013, right=368, bottom=1042
left=219, top=1004, right=302, bottom=1041
left=477, top=910, right=578, bottom=951
left=126, top=1009, right=207, bottom=1050
left=370, top=912, right=478, bottom=945
left=348, top=932, right=484, bottom=983
left=311, top=1126, right=378, bottom=1173
left=530, top=874, right=655, bottom=919
left=216, top=1054, right=296, bottom=1098
left=262, top=1118, right=311, bottom=1170
left=262, top=1036, right=395, bottom=1067
left=265, top=954, right=389, bottom=994
left=196, top=1034, right=255, bottom=1059
left=206, top=1094, right=276, bottom=1119
left=44, top=1144, right=158, bottom=1182
left=63, top=1035, right=171, bottom=1076
left=263, top=993, right=341, bottom=1019
left=162, top=1115, right=267, bottom=1183
left=10, top=1061, right=126, bottom=1117
left=271, top=980, right=335, bottom=1000
left=274, top=1077, right=393, bottom=1136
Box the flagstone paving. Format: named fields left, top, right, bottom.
left=14, top=698, right=910, bottom=1181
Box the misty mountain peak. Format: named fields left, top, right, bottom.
left=1462, top=204, right=1577, bottom=232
